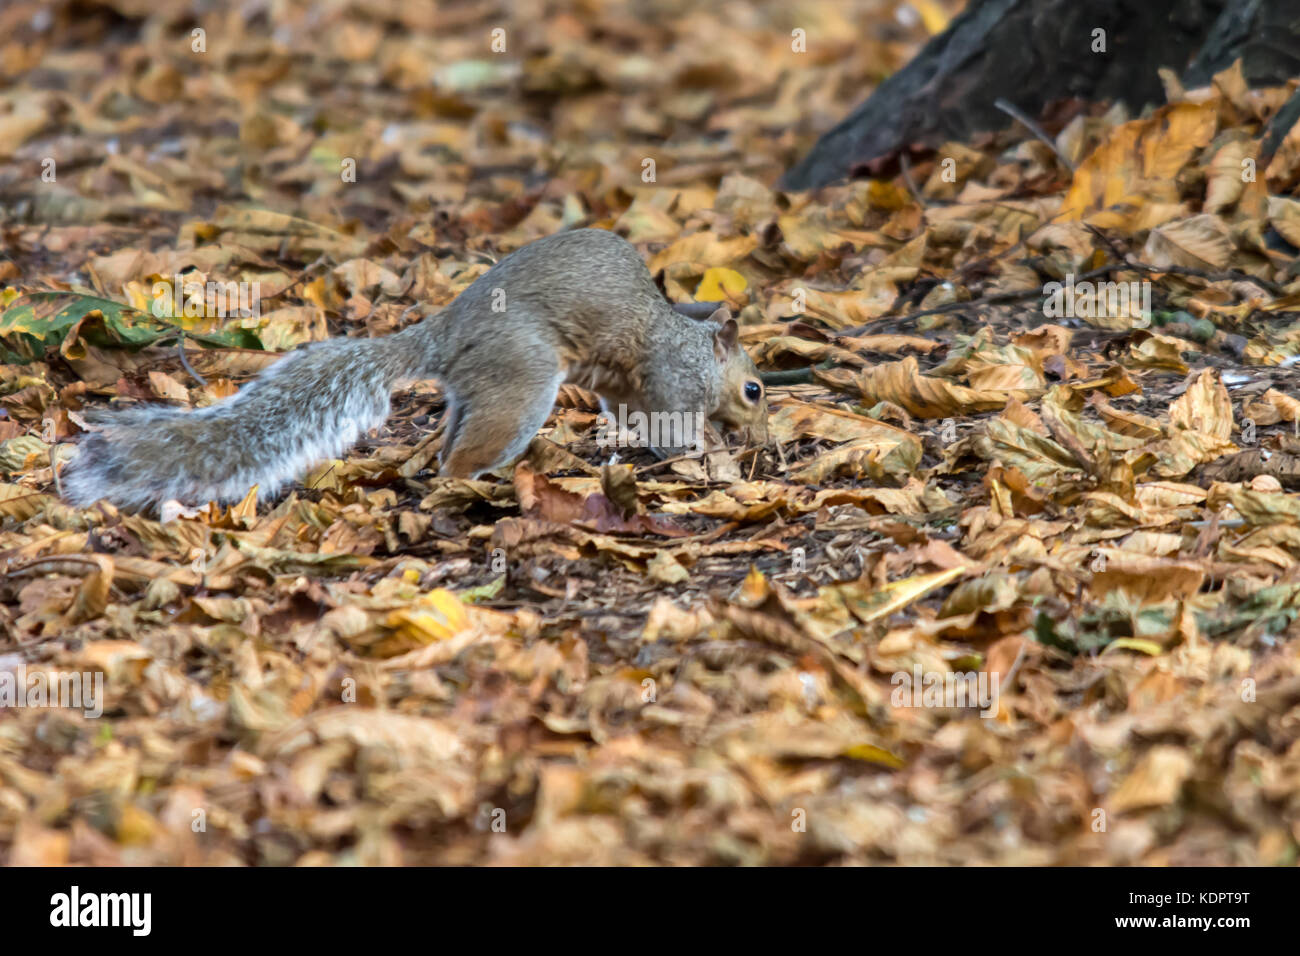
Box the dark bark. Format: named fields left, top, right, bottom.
left=1262, top=88, right=1300, bottom=165
left=1183, top=0, right=1300, bottom=85
left=782, top=0, right=1299, bottom=191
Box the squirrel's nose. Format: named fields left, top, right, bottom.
left=746, top=417, right=770, bottom=446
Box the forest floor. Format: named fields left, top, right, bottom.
left=2, top=0, right=1300, bottom=864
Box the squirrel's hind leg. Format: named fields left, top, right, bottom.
left=438, top=367, right=564, bottom=479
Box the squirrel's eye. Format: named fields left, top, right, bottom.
left=744, top=381, right=762, bottom=402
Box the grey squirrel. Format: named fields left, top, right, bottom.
left=61, top=228, right=770, bottom=512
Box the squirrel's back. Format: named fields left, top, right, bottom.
left=431, top=229, right=670, bottom=372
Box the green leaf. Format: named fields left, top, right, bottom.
left=1034, top=611, right=1076, bottom=652
left=0, top=292, right=263, bottom=363
left=459, top=574, right=506, bottom=604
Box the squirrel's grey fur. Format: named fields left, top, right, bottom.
left=61, top=229, right=768, bottom=512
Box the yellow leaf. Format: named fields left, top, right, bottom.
left=0, top=483, right=52, bottom=522
left=1169, top=368, right=1233, bottom=440
left=1142, top=214, right=1233, bottom=270
left=1059, top=101, right=1218, bottom=221
left=385, top=588, right=471, bottom=643
left=817, top=356, right=1012, bottom=418
left=912, top=0, right=951, bottom=34
left=1104, top=638, right=1165, bottom=656
left=830, top=566, right=967, bottom=627
left=694, top=267, right=747, bottom=303
left=799, top=282, right=898, bottom=329
left=739, top=564, right=769, bottom=606
left=1204, top=140, right=1251, bottom=214
left=1110, top=746, right=1192, bottom=812
left=841, top=743, right=905, bottom=768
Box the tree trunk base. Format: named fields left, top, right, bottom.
left=782, top=0, right=1299, bottom=191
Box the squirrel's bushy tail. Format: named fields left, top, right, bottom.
left=62, top=323, right=435, bottom=512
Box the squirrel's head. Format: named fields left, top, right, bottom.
left=708, top=309, right=769, bottom=446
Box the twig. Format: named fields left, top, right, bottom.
left=634, top=451, right=707, bottom=475
left=1001, top=639, right=1029, bottom=695
left=1082, top=223, right=1129, bottom=264
left=761, top=361, right=832, bottom=386
left=898, top=153, right=928, bottom=209
left=49, top=445, right=62, bottom=499
left=2, top=554, right=113, bottom=579
left=994, top=98, right=1076, bottom=173
left=307, top=462, right=338, bottom=489
left=1144, top=256, right=1283, bottom=295
left=268, top=253, right=329, bottom=300
left=838, top=264, right=1125, bottom=336
left=1086, top=222, right=1283, bottom=293
left=176, top=332, right=208, bottom=386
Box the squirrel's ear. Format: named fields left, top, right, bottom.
left=712, top=317, right=739, bottom=363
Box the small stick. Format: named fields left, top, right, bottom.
left=177, top=332, right=208, bottom=386
left=270, top=253, right=329, bottom=299
left=1001, top=639, right=1029, bottom=694
left=994, top=98, right=1076, bottom=173
left=899, top=153, right=928, bottom=209
left=1085, top=224, right=1285, bottom=296
left=837, top=263, right=1125, bottom=336
left=761, top=361, right=832, bottom=387
left=49, top=445, right=62, bottom=499
left=307, top=462, right=338, bottom=490
left=3, top=554, right=113, bottom=579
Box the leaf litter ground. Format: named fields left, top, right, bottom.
left=2, top=0, right=1300, bottom=864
